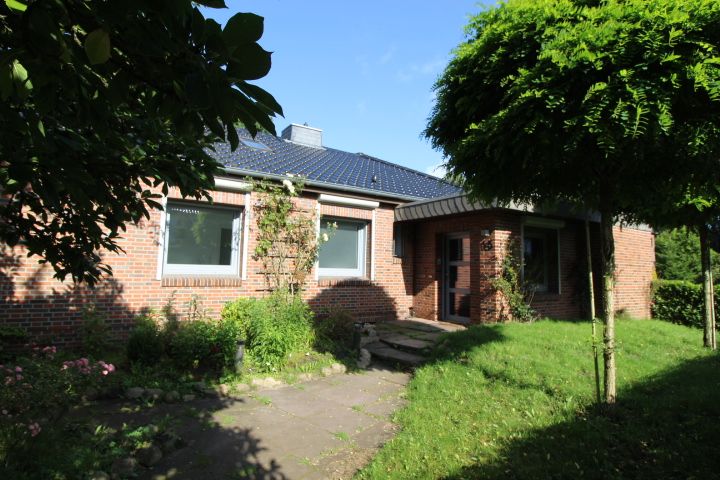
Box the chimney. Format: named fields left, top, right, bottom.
left=281, top=123, right=323, bottom=148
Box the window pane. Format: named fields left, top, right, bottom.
left=166, top=205, right=235, bottom=266
left=449, top=238, right=463, bottom=261
left=523, top=234, right=546, bottom=287
left=393, top=224, right=403, bottom=257
left=319, top=220, right=361, bottom=269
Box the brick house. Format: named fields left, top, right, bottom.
left=0, top=124, right=654, bottom=343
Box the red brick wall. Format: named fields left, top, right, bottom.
left=409, top=211, right=655, bottom=323
left=0, top=187, right=413, bottom=344
left=613, top=225, right=655, bottom=318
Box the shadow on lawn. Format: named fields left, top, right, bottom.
left=429, top=324, right=506, bottom=363
left=443, top=353, right=720, bottom=480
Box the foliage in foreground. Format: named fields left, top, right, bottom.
left=0, top=0, right=282, bottom=284
left=359, top=319, right=717, bottom=479
left=652, top=279, right=719, bottom=329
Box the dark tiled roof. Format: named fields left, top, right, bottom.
left=209, top=130, right=462, bottom=200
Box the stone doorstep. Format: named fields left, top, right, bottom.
left=364, top=342, right=426, bottom=367
left=378, top=333, right=433, bottom=352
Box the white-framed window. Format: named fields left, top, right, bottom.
left=522, top=226, right=560, bottom=294
left=318, top=217, right=367, bottom=278
left=161, top=202, right=242, bottom=276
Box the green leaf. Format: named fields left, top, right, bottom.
left=185, top=73, right=211, bottom=109
left=10, top=60, right=28, bottom=84
left=227, top=123, right=240, bottom=150
left=237, top=82, right=284, bottom=116
left=4, top=0, right=27, bottom=12
left=223, top=12, right=264, bottom=47
left=227, top=44, right=272, bottom=80
left=10, top=60, right=32, bottom=95
left=195, top=0, right=226, bottom=7
left=84, top=29, right=111, bottom=65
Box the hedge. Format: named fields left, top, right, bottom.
left=651, top=280, right=719, bottom=329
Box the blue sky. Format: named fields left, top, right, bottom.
left=203, top=1, right=486, bottom=177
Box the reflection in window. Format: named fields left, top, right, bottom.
left=523, top=227, right=559, bottom=293
left=163, top=203, right=241, bottom=275
left=318, top=218, right=367, bottom=277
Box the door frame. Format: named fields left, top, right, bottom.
left=442, top=232, right=471, bottom=324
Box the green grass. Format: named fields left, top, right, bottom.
left=358, top=319, right=720, bottom=479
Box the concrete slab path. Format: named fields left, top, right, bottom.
left=134, top=367, right=410, bottom=480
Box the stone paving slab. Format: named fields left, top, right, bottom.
left=139, top=366, right=410, bottom=480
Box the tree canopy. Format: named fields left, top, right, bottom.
left=427, top=0, right=720, bottom=215
left=0, top=0, right=282, bottom=284
left=656, top=227, right=720, bottom=283
left=426, top=0, right=720, bottom=402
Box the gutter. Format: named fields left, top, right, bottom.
left=222, top=166, right=431, bottom=203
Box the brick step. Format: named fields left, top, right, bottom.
left=364, top=342, right=426, bottom=367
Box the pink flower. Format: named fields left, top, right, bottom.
left=15, top=374, right=22, bottom=381
left=14, top=366, right=22, bottom=373
left=28, top=422, right=41, bottom=437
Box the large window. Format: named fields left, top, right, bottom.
left=162, top=203, right=241, bottom=275
left=318, top=218, right=367, bottom=277
left=522, top=226, right=559, bottom=293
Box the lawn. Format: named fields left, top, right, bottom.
left=358, top=319, right=720, bottom=479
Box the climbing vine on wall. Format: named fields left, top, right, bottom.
left=252, top=178, right=332, bottom=295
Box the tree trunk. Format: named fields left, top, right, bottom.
left=585, top=220, right=601, bottom=404
left=700, top=226, right=716, bottom=349
left=599, top=204, right=616, bottom=404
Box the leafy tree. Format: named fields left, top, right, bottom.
left=0, top=0, right=282, bottom=284
left=426, top=0, right=720, bottom=403
left=656, top=227, right=720, bottom=283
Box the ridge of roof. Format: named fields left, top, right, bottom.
left=354, top=151, right=456, bottom=187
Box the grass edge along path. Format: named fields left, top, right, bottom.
left=357, top=319, right=720, bottom=480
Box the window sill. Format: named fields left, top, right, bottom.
left=161, top=276, right=243, bottom=288
left=317, top=277, right=373, bottom=287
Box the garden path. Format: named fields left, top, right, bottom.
left=94, top=367, right=410, bottom=480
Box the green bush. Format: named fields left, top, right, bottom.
left=1, top=347, right=117, bottom=469
left=220, top=297, right=255, bottom=342
left=166, top=318, right=242, bottom=372
left=246, top=294, right=315, bottom=372
left=313, top=307, right=357, bottom=356
left=80, top=305, right=112, bottom=357
left=221, top=293, right=315, bottom=373
left=652, top=280, right=719, bottom=328
left=126, top=316, right=164, bottom=366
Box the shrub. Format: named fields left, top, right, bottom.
left=313, top=307, right=357, bottom=356
left=221, top=297, right=255, bottom=342
left=245, top=294, right=315, bottom=372
left=167, top=320, right=223, bottom=371
left=165, top=315, right=244, bottom=373
left=652, top=280, right=719, bottom=328
left=0, top=347, right=115, bottom=464
left=222, top=293, right=315, bottom=373
left=126, top=316, right=164, bottom=366
left=80, top=305, right=112, bottom=357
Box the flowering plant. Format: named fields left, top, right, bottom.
left=0, top=345, right=115, bottom=455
